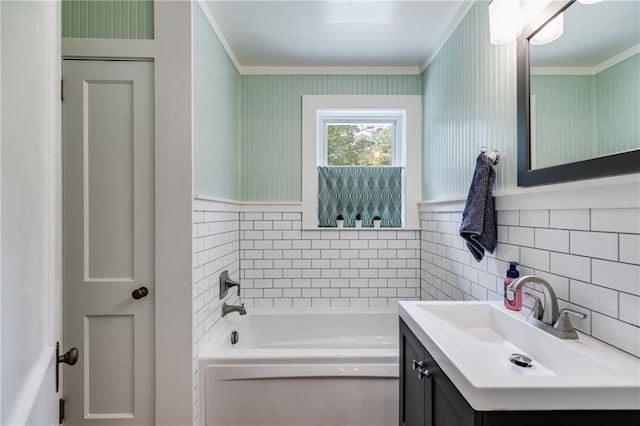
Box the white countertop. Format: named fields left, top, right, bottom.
left=399, top=301, right=640, bottom=411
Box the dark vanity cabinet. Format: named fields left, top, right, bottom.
left=399, top=319, right=639, bottom=426
left=400, top=319, right=479, bottom=426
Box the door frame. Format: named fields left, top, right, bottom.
left=60, top=2, right=194, bottom=424
left=1, top=0, right=62, bottom=424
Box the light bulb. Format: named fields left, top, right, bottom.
left=489, top=0, right=523, bottom=45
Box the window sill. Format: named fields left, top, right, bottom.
left=302, top=227, right=422, bottom=232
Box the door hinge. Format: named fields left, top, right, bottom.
left=61, top=79, right=65, bottom=101
left=59, top=398, right=65, bottom=424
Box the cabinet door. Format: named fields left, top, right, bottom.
left=400, top=320, right=433, bottom=426
left=428, top=352, right=478, bottom=426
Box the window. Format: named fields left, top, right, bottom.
left=327, top=122, right=392, bottom=166
left=315, top=111, right=405, bottom=227
left=302, top=95, right=422, bottom=229
left=318, top=111, right=404, bottom=167
left=325, top=121, right=393, bottom=166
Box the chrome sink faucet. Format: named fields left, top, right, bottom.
left=509, top=275, right=586, bottom=339
left=222, top=302, right=246, bottom=318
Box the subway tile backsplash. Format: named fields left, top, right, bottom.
left=239, top=212, right=420, bottom=308
left=191, top=202, right=639, bottom=421
left=420, top=208, right=640, bottom=358
left=192, top=210, right=240, bottom=424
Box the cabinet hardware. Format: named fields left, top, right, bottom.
left=416, top=366, right=430, bottom=380
left=412, top=359, right=430, bottom=379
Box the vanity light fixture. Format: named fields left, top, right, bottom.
left=489, top=0, right=571, bottom=46
left=530, top=12, right=564, bottom=45
left=488, top=0, right=523, bottom=45
left=577, top=0, right=602, bottom=4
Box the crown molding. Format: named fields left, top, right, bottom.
left=196, top=0, right=242, bottom=73
left=420, top=0, right=476, bottom=72
left=239, top=65, right=420, bottom=75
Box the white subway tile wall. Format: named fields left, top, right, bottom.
left=420, top=208, right=640, bottom=358
left=191, top=204, right=640, bottom=421
left=192, top=210, right=240, bottom=424
left=239, top=212, right=421, bottom=308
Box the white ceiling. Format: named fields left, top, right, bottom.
left=530, top=0, right=640, bottom=68
left=203, top=0, right=471, bottom=70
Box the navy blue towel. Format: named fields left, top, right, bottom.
left=459, top=153, right=497, bottom=262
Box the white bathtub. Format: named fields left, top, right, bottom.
left=199, top=308, right=399, bottom=426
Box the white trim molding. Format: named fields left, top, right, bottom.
left=532, top=44, right=640, bottom=76
left=302, top=95, right=422, bottom=229
left=593, top=44, right=640, bottom=75
left=420, top=173, right=640, bottom=212
left=531, top=67, right=594, bottom=76
left=62, top=38, right=155, bottom=60
left=240, top=66, right=420, bottom=75
left=155, top=1, right=194, bottom=424
left=195, top=0, right=242, bottom=72
left=421, top=0, right=475, bottom=72
left=193, top=195, right=302, bottom=213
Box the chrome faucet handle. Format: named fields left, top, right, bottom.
left=524, top=292, right=544, bottom=320
left=220, top=270, right=241, bottom=298
left=553, top=308, right=587, bottom=339
left=558, top=308, right=587, bottom=320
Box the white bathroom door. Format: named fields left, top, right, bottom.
left=62, top=60, right=155, bottom=425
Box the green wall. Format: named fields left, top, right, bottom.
left=62, top=0, right=153, bottom=39
left=239, top=75, right=422, bottom=201
left=594, top=54, right=640, bottom=157
left=531, top=54, right=640, bottom=168
left=530, top=75, right=596, bottom=168
left=193, top=5, right=240, bottom=200
left=421, top=1, right=517, bottom=201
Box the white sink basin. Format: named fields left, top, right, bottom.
left=399, top=301, right=640, bottom=411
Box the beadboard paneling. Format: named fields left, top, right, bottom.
left=193, top=5, right=241, bottom=200
left=422, top=1, right=518, bottom=200
left=62, top=0, right=153, bottom=39
left=531, top=54, right=639, bottom=168
left=531, top=75, right=596, bottom=168
left=239, top=75, right=423, bottom=202
left=595, top=54, right=640, bottom=157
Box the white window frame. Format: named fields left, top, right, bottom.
left=302, top=95, right=422, bottom=229
left=319, top=111, right=403, bottom=167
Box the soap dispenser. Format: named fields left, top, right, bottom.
left=503, top=261, right=521, bottom=311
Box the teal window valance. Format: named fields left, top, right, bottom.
left=317, top=166, right=402, bottom=227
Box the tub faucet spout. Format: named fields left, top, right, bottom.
left=222, top=303, right=246, bottom=317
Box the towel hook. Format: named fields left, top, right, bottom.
left=480, top=146, right=500, bottom=165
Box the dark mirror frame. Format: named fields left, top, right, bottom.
left=517, top=0, right=640, bottom=187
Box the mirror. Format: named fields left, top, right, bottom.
left=517, top=0, right=640, bottom=186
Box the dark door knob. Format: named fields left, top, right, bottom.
left=58, top=347, right=79, bottom=366
left=132, top=286, right=149, bottom=300
left=56, top=343, right=79, bottom=392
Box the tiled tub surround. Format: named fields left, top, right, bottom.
left=192, top=209, right=240, bottom=424
left=420, top=207, right=640, bottom=357
left=239, top=212, right=421, bottom=308
left=192, top=208, right=419, bottom=421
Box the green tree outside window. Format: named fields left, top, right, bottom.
left=326, top=123, right=393, bottom=166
